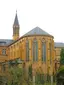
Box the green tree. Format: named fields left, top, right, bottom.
left=8, top=63, right=33, bottom=85
left=60, top=48, right=64, bottom=65
left=56, top=66, right=64, bottom=85
left=9, top=66, right=23, bottom=85
left=7, top=59, right=23, bottom=85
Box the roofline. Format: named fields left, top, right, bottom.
left=54, top=46, right=64, bottom=48
left=0, top=45, right=8, bottom=47
left=23, top=34, right=53, bottom=38
left=8, top=34, right=54, bottom=47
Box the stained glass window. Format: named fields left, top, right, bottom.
left=49, top=43, right=51, bottom=64
left=42, top=42, right=46, bottom=62
left=33, top=39, right=38, bottom=61
left=26, top=40, right=29, bottom=61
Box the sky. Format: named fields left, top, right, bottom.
left=0, top=0, right=64, bottom=42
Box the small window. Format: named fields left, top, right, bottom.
left=2, top=49, right=6, bottom=55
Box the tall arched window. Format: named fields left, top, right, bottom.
left=33, top=39, right=38, bottom=61
left=42, top=42, right=46, bottom=62
left=26, top=40, right=29, bottom=61
left=49, top=43, right=51, bottom=64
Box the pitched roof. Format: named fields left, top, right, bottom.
left=23, top=27, right=52, bottom=37
left=0, top=39, right=14, bottom=46
left=13, top=12, right=19, bottom=26
left=54, top=42, right=64, bottom=48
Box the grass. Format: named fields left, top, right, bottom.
left=35, top=82, right=56, bottom=85
left=44, top=82, right=56, bottom=85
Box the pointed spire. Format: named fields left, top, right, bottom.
left=13, top=11, right=19, bottom=26
left=13, top=11, right=20, bottom=40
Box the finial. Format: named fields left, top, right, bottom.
left=16, top=10, right=17, bottom=13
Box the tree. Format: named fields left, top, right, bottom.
left=8, top=66, right=23, bottom=85
left=0, top=76, right=4, bottom=85
left=8, top=62, right=33, bottom=85
left=60, top=48, right=64, bottom=65
left=56, top=49, right=64, bottom=85
left=6, top=59, right=23, bottom=85
left=56, top=66, right=64, bottom=85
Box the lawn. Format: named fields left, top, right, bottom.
left=35, top=82, right=56, bottom=85
left=44, top=82, right=56, bottom=85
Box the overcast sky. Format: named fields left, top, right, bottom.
left=0, top=0, right=64, bottom=42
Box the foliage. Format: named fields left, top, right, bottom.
left=0, top=61, right=57, bottom=85
left=56, top=48, right=64, bottom=85
left=8, top=63, right=33, bottom=85
left=23, top=64, right=33, bottom=85
left=60, top=48, right=64, bottom=65
left=57, top=66, right=64, bottom=74
left=0, top=76, right=7, bottom=85
left=8, top=66, right=23, bottom=85
left=8, top=59, right=20, bottom=67
left=56, top=66, right=64, bottom=85
left=29, top=64, right=32, bottom=79
left=35, top=70, right=44, bottom=85
left=47, top=74, right=51, bottom=82
left=0, top=76, right=3, bottom=84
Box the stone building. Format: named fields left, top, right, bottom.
left=0, top=12, right=64, bottom=80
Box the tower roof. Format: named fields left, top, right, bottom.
left=13, top=12, right=19, bottom=26
left=23, top=26, right=53, bottom=37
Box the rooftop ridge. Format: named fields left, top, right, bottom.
left=23, top=26, right=52, bottom=37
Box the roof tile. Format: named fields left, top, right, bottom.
left=23, top=26, right=52, bottom=37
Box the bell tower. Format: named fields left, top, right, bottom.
left=13, top=11, right=20, bottom=40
